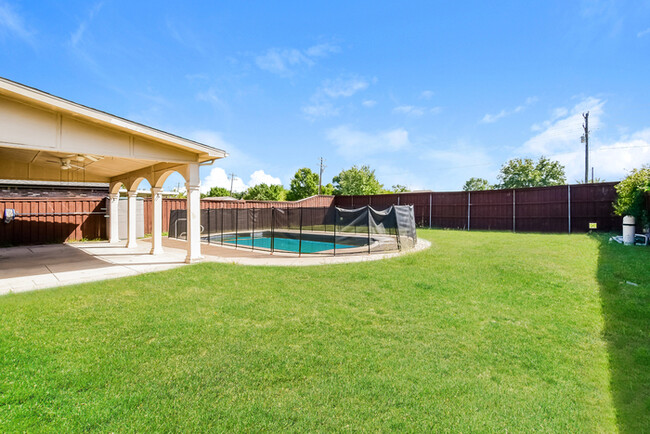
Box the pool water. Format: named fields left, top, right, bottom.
left=220, top=236, right=357, bottom=253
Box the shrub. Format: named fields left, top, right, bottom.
left=613, top=166, right=650, bottom=228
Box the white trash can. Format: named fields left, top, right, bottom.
left=622, top=215, right=636, bottom=245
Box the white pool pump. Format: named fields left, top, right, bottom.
left=622, top=215, right=636, bottom=245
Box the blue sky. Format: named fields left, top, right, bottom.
left=2, top=0, right=650, bottom=192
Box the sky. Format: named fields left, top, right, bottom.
left=1, top=0, right=650, bottom=193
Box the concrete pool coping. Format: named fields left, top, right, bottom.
left=0, top=237, right=431, bottom=295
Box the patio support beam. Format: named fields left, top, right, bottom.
left=150, top=187, right=164, bottom=255
left=108, top=193, right=120, bottom=243
left=126, top=190, right=138, bottom=249
left=185, top=163, right=203, bottom=263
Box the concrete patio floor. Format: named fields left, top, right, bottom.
left=0, top=237, right=430, bottom=296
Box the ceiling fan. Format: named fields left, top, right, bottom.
left=61, top=153, right=103, bottom=163
left=45, top=157, right=86, bottom=170
left=43, top=153, right=103, bottom=171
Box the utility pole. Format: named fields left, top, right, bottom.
left=229, top=172, right=236, bottom=196
left=318, top=157, right=326, bottom=195
left=582, top=112, right=589, bottom=183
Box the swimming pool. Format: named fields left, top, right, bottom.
left=219, top=235, right=357, bottom=254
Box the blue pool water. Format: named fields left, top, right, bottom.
left=220, top=236, right=357, bottom=253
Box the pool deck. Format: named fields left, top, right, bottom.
left=0, top=237, right=430, bottom=296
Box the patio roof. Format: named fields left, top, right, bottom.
left=0, top=76, right=226, bottom=187
left=0, top=76, right=227, bottom=262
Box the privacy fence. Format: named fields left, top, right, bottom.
left=168, top=205, right=417, bottom=255
left=0, top=198, right=106, bottom=245
left=335, top=182, right=622, bottom=233
left=0, top=182, right=637, bottom=246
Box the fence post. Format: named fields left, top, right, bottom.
left=566, top=184, right=571, bottom=233
left=467, top=191, right=471, bottom=231
left=207, top=207, right=210, bottom=245
left=512, top=189, right=516, bottom=233
left=333, top=207, right=337, bottom=257
left=221, top=207, right=224, bottom=245
left=235, top=207, right=239, bottom=248
left=299, top=206, right=303, bottom=257
left=429, top=193, right=432, bottom=228
left=271, top=207, right=275, bottom=254
left=367, top=205, right=371, bottom=253
left=251, top=208, right=255, bottom=251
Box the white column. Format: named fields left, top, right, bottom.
left=185, top=163, right=203, bottom=263
left=108, top=193, right=120, bottom=243
left=150, top=187, right=164, bottom=255
left=126, top=191, right=138, bottom=249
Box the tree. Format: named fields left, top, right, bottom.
left=463, top=178, right=490, bottom=191
left=391, top=184, right=410, bottom=193
left=496, top=156, right=565, bottom=189
left=321, top=183, right=335, bottom=195
left=332, top=165, right=384, bottom=195
left=287, top=168, right=319, bottom=201
left=242, top=183, right=286, bottom=201
left=202, top=186, right=232, bottom=198
left=613, top=166, right=650, bottom=227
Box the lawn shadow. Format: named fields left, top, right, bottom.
left=596, top=234, right=650, bottom=433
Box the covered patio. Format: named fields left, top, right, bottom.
left=0, top=77, right=226, bottom=263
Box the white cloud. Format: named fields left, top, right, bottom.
left=420, top=90, right=434, bottom=100
left=551, top=130, right=650, bottom=182
left=327, top=125, right=411, bottom=160
left=304, top=42, right=340, bottom=57
left=638, top=27, right=650, bottom=38
left=521, top=96, right=604, bottom=155
left=255, top=48, right=311, bottom=76
left=302, top=75, right=371, bottom=120
left=480, top=96, right=538, bottom=124
left=196, top=87, right=229, bottom=113
left=249, top=170, right=282, bottom=186
left=0, top=1, right=33, bottom=42
left=302, top=102, right=339, bottom=119
left=393, top=105, right=426, bottom=116
left=321, top=77, right=369, bottom=98
left=362, top=100, right=377, bottom=108
left=201, top=167, right=283, bottom=194
left=517, top=97, right=650, bottom=182
left=255, top=42, right=340, bottom=76
left=69, top=2, right=103, bottom=48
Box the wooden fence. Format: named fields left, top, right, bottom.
left=0, top=183, right=631, bottom=245
left=0, top=198, right=107, bottom=245
left=335, top=182, right=622, bottom=233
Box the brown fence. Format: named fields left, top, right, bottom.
left=0, top=183, right=627, bottom=246
left=335, top=182, right=622, bottom=233
left=0, top=198, right=107, bottom=245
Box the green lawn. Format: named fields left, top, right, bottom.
left=1, top=230, right=648, bottom=432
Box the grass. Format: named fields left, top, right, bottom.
left=0, top=229, right=647, bottom=432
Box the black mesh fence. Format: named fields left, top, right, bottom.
left=168, top=205, right=417, bottom=256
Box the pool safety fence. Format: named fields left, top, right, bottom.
left=168, top=205, right=417, bottom=255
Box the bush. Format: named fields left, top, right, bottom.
left=613, top=166, right=650, bottom=228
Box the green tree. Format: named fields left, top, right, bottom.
left=463, top=178, right=490, bottom=191
left=613, top=166, right=650, bottom=227
left=391, top=184, right=410, bottom=193
left=321, top=183, right=335, bottom=195
left=287, top=168, right=319, bottom=201
left=242, top=183, right=286, bottom=201
left=496, top=156, right=566, bottom=189
left=202, top=186, right=232, bottom=198
left=332, top=165, right=384, bottom=195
